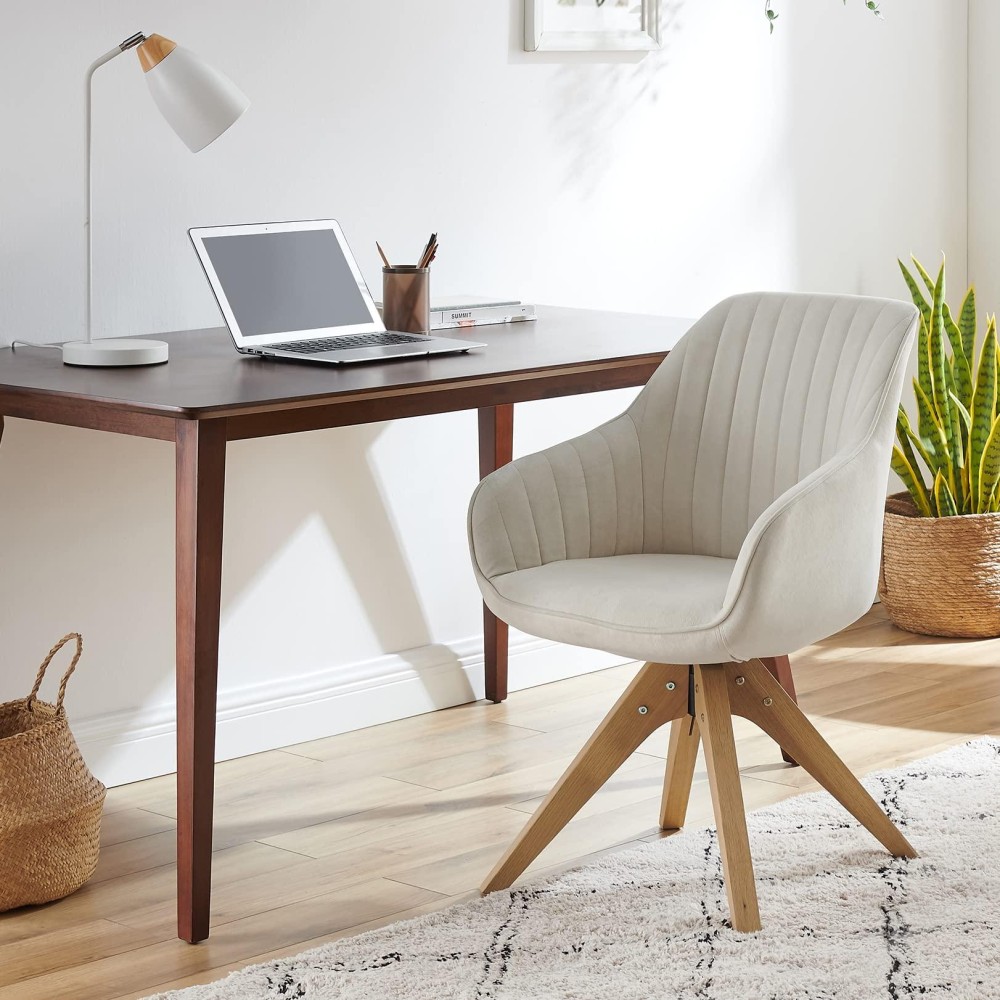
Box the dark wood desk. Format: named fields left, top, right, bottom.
left=0, top=307, right=684, bottom=943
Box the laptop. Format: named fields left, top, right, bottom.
left=189, top=219, right=486, bottom=364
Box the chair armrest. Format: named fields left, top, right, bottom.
left=717, top=437, right=890, bottom=661
left=468, top=413, right=644, bottom=582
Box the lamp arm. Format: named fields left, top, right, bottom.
left=84, top=33, right=145, bottom=344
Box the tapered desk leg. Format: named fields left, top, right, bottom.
left=760, top=655, right=798, bottom=765
left=478, top=404, right=514, bottom=703
left=175, top=419, right=227, bottom=944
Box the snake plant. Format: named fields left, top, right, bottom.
left=893, top=257, right=1000, bottom=517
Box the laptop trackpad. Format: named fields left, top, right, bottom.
left=332, top=343, right=434, bottom=363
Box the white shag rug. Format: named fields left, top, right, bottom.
left=147, top=738, right=1000, bottom=1000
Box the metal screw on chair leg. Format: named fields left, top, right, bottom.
left=735, top=676, right=746, bottom=686
left=638, top=705, right=649, bottom=715
left=700, top=713, right=705, bottom=722
left=763, top=697, right=773, bottom=707
left=666, top=681, right=676, bottom=690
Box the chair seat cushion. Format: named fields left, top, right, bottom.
left=487, top=553, right=739, bottom=665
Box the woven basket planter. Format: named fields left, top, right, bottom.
left=878, top=492, right=1000, bottom=638
left=0, top=634, right=106, bottom=911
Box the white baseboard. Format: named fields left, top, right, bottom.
left=75, top=635, right=630, bottom=788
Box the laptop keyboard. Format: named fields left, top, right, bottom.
left=275, top=333, right=426, bottom=355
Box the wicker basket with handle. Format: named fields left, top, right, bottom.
left=878, top=492, right=1000, bottom=638
left=0, top=634, right=106, bottom=910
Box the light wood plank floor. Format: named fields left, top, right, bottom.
left=3, top=605, right=998, bottom=999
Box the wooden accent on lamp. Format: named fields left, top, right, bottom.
left=137, top=34, right=178, bottom=72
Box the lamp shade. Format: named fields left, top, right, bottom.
left=138, top=35, right=249, bottom=153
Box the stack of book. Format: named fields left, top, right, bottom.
left=377, top=296, right=536, bottom=331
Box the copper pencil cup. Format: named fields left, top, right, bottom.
left=382, top=266, right=430, bottom=335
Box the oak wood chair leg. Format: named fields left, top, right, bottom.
left=660, top=715, right=700, bottom=830
left=175, top=418, right=228, bottom=944
left=482, top=661, right=689, bottom=894
left=759, top=655, right=798, bottom=765
left=695, top=664, right=762, bottom=932
left=478, top=404, right=514, bottom=704
left=730, top=660, right=917, bottom=859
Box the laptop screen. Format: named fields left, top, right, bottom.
left=194, top=223, right=382, bottom=344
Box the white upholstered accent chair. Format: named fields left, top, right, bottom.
left=468, top=291, right=920, bottom=931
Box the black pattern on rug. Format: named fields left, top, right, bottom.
left=475, top=888, right=544, bottom=998
left=876, top=774, right=914, bottom=999
left=146, top=738, right=1000, bottom=1000
left=690, top=828, right=723, bottom=999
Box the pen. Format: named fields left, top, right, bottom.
left=417, top=232, right=437, bottom=269
left=418, top=241, right=437, bottom=269
left=376, top=241, right=391, bottom=268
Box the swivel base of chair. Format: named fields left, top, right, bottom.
left=481, top=659, right=917, bottom=932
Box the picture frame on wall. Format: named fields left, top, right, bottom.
left=525, top=0, right=661, bottom=52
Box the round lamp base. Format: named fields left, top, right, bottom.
left=62, top=339, right=169, bottom=367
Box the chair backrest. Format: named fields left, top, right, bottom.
left=628, top=292, right=918, bottom=559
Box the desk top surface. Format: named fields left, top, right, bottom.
left=0, top=307, right=689, bottom=417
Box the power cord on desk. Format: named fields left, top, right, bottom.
left=11, top=341, right=62, bottom=352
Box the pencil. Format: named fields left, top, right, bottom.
left=417, top=232, right=437, bottom=268
left=376, top=242, right=391, bottom=268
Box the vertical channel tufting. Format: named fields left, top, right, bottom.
left=645, top=338, right=689, bottom=553
left=695, top=296, right=759, bottom=558
left=764, top=297, right=811, bottom=529
left=491, top=493, right=518, bottom=574
left=626, top=411, right=646, bottom=554
left=796, top=298, right=840, bottom=481
left=595, top=426, right=622, bottom=555
left=822, top=303, right=879, bottom=460
left=716, top=327, right=749, bottom=557
left=685, top=303, right=732, bottom=555
left=850, top=329, right=903, bottom=441
left=805, top=301, right=862, bottom=474
left=540, top=452, right=568, bottom=563
left=831, top=306, right=898, bottom=447
left=622, top=292, right=917, bottom=561
left=514, top=465, right=543, bottom=568
left=469, top=292, right=918, bottom=590
left=794, top=299, right=851, bottom=481
left=744, top=297, right=794, bottom=552
left=793, top=299, right=832, bottom=485
left=773, top=298, right=825, bottom=504
left=568, top=440, right=593, bottom=558
left=535, top=452, right=568, bottom=561
left=837, top=310, right=901, bottom=447
left=724, top=302, right=773, bottom=556
left=717, top=296, right=772, bottom=557
left=831, top=315, right=876, bottom=455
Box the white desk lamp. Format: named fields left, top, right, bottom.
left=63, top=32, right=250, bottom=367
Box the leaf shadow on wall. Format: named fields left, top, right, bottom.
left=507, top=0, right=686, bottom=199
left=779, top=2, right=965, bottom=297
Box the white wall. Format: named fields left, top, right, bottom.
left=0, top=0, right=967, bottom=786
left=970, top=1, right=998, bottom=308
